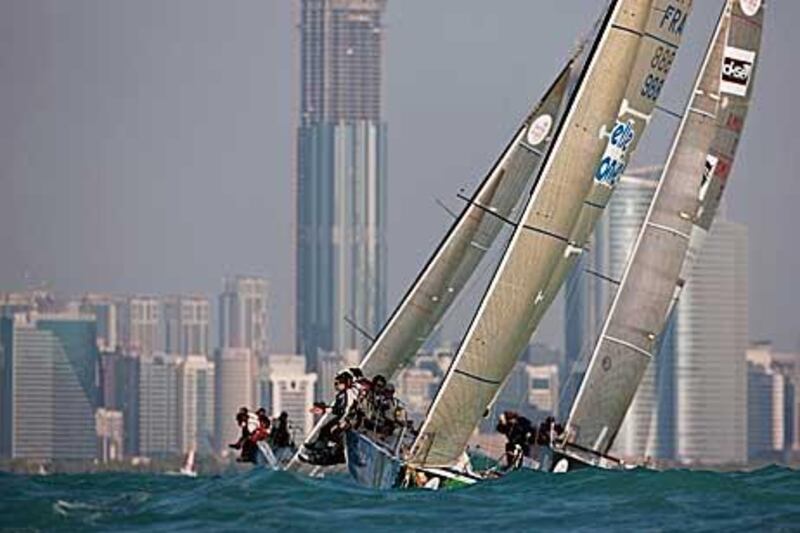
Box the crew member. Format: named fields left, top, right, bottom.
left=496, top=411, right=534, bottom=469
left=270, top=411, right=293, bottom=449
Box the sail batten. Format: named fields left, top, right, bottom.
left=565, top=0, right=764, bottom=456
left=411, top=0, right=692, bottom=468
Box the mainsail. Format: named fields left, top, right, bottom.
left=521, top=0, right=692, bottom=357
left=565, top=0, right=763, bottom=455
left=359, top=62, right=573, bottom=381
left=411, top=0, right=692, bottom=468
left=289, top=56, right=575, bottom=470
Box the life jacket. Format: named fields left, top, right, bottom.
left=246, top=412, right=259, bottom=434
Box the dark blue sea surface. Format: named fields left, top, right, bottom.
left=1, top=466, right=798, bottom=531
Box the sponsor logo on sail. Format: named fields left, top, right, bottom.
left=594, top=119, right=635, bottom=187
left=739, top=0, right=761, bottom=17
left=721, top=46, right=756, bottom=97
left=695, top=154, right=719, bottom=220
left=526, top=114, right=552, bottom=146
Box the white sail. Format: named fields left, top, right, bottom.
left=411, top=0, right=693, bottom=468
left=523, top=0, right=693, bottom=344
left=565, top=0, right=764, bottom=456
left=359, top=63, right=574, bottom=382
left=289, top=56, right=575, bottom=471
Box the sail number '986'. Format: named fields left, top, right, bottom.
left=641, top=46, right=676, bottom=102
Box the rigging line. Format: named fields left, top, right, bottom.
left=521, top=224, right=570, bottom=244
left=344, top=315, right=376, bottom=343
left=435, top=197, right=458, bottom=219
left=453, top=369, right=502, bottom=385
left=584, top=268, right=621, bottom=286
left=455, top=192, right=518, bottom=227
left=655, top=105, right=683, bottom=121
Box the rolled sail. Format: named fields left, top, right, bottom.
left=565, top=0, right=763, bottom=455
left=411, top=0, right=692, bottom=468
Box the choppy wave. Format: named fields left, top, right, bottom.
left=1, top=465, right=799, bottom=531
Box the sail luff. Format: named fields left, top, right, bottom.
left=411, top=0, right=692, bottom=468
left=565, top=0, right=764, bottom=455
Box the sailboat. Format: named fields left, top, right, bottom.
left=537, top=0, right=764, bottom=473
left=167, top=448, right=198, bottom=477
left=290, top=22, right=577, bottom=473
left=343, top=0, right=692, bottom=489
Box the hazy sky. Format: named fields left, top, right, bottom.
left=0, top=1, right=797, bottom=352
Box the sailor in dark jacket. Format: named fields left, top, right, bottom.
left=496, top=410, right=534, bottom=469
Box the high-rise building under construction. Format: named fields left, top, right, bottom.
left=295, top=0, right=388, bottom=369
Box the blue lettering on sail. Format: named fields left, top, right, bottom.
left=594, top=119, right=635, bottom=187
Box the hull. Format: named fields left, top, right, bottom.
left=345, top=431, right=405, bottom=489
left=521, top=444, right=632, bottom=473
left=344, top=431, right=482, bottom=490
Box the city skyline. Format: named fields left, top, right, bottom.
left=0, top=1, right=797, bottom=353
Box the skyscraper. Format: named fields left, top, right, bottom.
left=265, top=353, right=318, bottom=439
left=138, top=353, right=180, bottom=457
left=218, top=277, right=268, bottom=356
left=214, top=347, right=254, bottom=452
left=747, top=351, right=786, bottom=462
left=0, top=312, right=99, bottom=460
left=78, top=293, right=122, bottom=352
left=164, top=295, right=210, bottom=357
left=122, top=296, right=161, bottom=354
left=296, top=0, right=388, bottom=368
left=177, top=355, right=215, bottom=454
left=673, top=217, right=748, bottom=465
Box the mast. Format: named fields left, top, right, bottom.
left=565, top=0, right=764, bottom=456
left=411, top=0, right=693, bottom=469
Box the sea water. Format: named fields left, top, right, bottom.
left=1, top=466, right=798, bottom=531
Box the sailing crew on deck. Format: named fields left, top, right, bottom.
left=496, top=411, right=534, bottom=469
left=376, top=383, right=405, bottom=437
left=250, top=409, right=271, bottom=444
left=310, top=371, right=358, bottom=447
left=270, top=411, right=293, bottom=449
left=362, top=374, right=387, bottom=431
left=536, top=416, right=564, bottom=446
left=230, top=407, right=260, bottom=463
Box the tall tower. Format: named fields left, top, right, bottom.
left=122, top=296, right=161, bottom=355
left=218, top=276, right=268, bottom=356
left=0, top=312, right=100, bottom=460
left=164, top=295, right=210, bottom=357
left=673, top=217, right=748, bottom=466
left=296, top=0, right=388, bottom=369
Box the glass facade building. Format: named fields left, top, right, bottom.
left=0, top=313, right=99, bottom=460
left=296, top=0, right=388, bottom=368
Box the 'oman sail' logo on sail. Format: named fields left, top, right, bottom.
left=594, top=119, right=635, bottom=187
